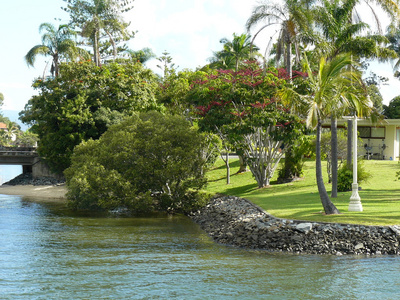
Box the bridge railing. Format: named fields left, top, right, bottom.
left=0, top=146, right=38, bottom=156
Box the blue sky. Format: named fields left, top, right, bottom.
left=0, top=0, right=399, bottom=116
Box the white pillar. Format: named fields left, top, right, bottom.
left=349, top=115, right=363, bottom=211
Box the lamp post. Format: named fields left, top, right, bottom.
left=349, top=114, right=363, bottom=211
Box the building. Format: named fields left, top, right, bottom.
left=326, top=119, right=400, bottom=161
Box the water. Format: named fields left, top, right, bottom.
left=0, top=195, right=400, bottom=299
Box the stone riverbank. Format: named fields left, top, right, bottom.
left=189, top=195, right=400, bottom=255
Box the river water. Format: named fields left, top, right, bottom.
left=1, top=168, right=400, bottom=299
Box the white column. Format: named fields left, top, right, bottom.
left=349, top=115, right=363, bottom=211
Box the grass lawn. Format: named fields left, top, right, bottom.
left=204, top=157, right=400, bottom=226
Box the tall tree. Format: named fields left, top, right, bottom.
left=20, top=60, right=161, bottom=174
left=279, top=54, right=371, bottom=214
left=208, top=33, right=260, bottom=72
left=25, top=23, right=84, bottom=77
left=190, top=63, right=304, bottom=188
left=312, top=0, right=397, bottom=197
left=246, top=0, right=315, bottom=75
left=63, top=0, right=134, bottom=66
left=383, top=96, right=400, bottom=118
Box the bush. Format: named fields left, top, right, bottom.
left=337, top=160, right=371, bottom=192
left=65, top=111, right=209, bottom=214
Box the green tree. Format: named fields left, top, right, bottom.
left=383, top=96, right=400, bottom=118
left=246, top=0, right=315, bottom=75
left=25, top=23, right=85, bottom=77
left=208, top=33, right=260, bottom=71
left=386, top=24, right=400, bottom=77
left=279, top=54, right=371, bottom=214
left=63, top=0, right=134, bottom=66
left=14, top=130, right=39, bottom=147
left=20, top=60, right=161, bottom=173
left=0, top=93, right=3, bottom=111
left=313, top=0, right=397, bottom=62
left=190, top=63, right=304, bottom=187
left=124, top=47, right=156, bottom=64
left=65, top=112, right=208, bottom=213
left=312, top=0, right=397, bottom=197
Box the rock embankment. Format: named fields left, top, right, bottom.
left=189, top=195, right=400, bottom=255
left=3, top=173, right=65, bottom=186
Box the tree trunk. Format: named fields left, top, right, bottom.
left=331, top=117, right=338, bottom=198
left=316, top=121, right=340, bottom=214
left=347, top=119, right=352, bottom=169
left=225, top=152, right=230, bottom=185
left=237, top=155, right=248, bottom=173
left=286, top=41, right=292, bottom=78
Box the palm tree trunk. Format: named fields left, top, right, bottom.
left=316, top=120, right=340, bottom=214
left=286, top=40, right=292, bottom=78
left=331, top=117, right=338, bottom=198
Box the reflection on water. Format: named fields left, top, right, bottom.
left=0, top=195, right=400, bottom=299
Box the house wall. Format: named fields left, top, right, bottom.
left=358, top=125, right=398, bottom=161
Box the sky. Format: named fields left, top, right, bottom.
left=0, top=0, right=399, bottom=121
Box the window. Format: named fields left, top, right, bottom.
left=358, top=126, right=385, bottom=139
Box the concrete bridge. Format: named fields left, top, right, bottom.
left=0, top=147, right=54, bottom=178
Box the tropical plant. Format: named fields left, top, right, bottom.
left=246, top=0, right=315, bottom=75
left=313, top=0, right=398, bottom=62
left=208, top=33, right=260, bottom=71
left=279, top=54, right=372, bottom=214
left=124, top=47, right=156, bottom=64
left=383, top=96, right=400, bottom=118
left=190, top=63, right=304, bottom=188
left=25, top=23, right=85, bottom=77
left=63, top=0, right=134, bottom=66
left=337, top=160, right=371, bottom=192
left=312, top=0, right=397, bottom=197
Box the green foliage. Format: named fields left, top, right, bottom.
left=337, top=160, right=372, bottom=192
left=383, top=96, right=400, bottom=119
left=189, top=63, right=305, bottom=187
left=14, top=130, right=38, bottom=147
left=20, top=60, right=161, bottom=173
left=65, top=112, right=209, bottom=214
left=278, top=134, right=314, bottom=182
left=156, top=68, right=197, bottom=115
left=62, top=0, right=134, bottom=65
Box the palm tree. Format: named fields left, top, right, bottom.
left=280, top=54, right=371, bottom=215
left=313, top=0, right=398, bottom=62
left=25, top=23, right=83, bottom=77
left=386, top=23, right=400, bottom=76
left=125, top=47, right=156, bottom=64
left=313, top=0, right=398, bottom=197
left=209, top=33, right=260, bottom=72
left=65, top=0, right=133, bottom=66
left=246, top=0, right=316, bottom=76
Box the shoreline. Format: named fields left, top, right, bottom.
left=2, top=183, right=400, bottom=255
left=189, top=195, right=400, bottom=255
left=0, top=184, right=67, bottom=200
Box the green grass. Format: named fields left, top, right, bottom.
left=204, top=158, right=400, bottom=226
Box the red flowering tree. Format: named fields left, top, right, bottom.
left=189, top=62, right=305, bottom=187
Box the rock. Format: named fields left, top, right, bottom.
left=295, top=223, right=313, bottom=234
left=188, top=195, right=400, bottom=256
left=390, top=225, right=400, bottom=236
left=355, top=243, right=364, bottom=250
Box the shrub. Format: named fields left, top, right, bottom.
left=65, top=111, right=209, bottom=214
left=337, top=160, right=371, bottom=192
